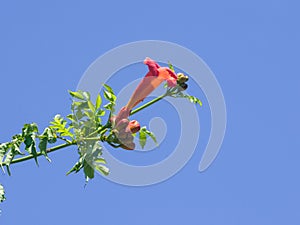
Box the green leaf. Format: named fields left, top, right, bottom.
left=83, top=161, right=94, bottom=180
left=66, top=158, right=83, bottom=175
left=37, top=127, right=57, bottom=162
left=38, top=137, right=50, bottom=162
left=95, top=164, right=109, bottom=176
left=95, top=94, right=102, bottom=110
left=96, top=110, right=105, bottom=117
left=50, top=115, right=74, bottom=139
left=46, top=128, right=57, bottom=144
left=87, top=100, right=95, bottom=112
left=104, top=91, right=115, bottom=102
left=139, top=126, right=157, bottom=149
left=22, top=123, right=39, bottom=165
left=144, top=129, right=157, bottom=144
left=139, top=128, right=147, bottom=149
left=95, top=158, right=106, bottom=164
left=0, top=184, right=5, bottom=203
left=168, top=61, right=175, bottom=72
left=103, top=102, right=115, bottom=113
left=84, top=110, right=94, bottom=119
left=3, top=147, right=23, bottom=175
left=103, top=84, right=114, bottom=93
left=103, top=84, right=116, bottom=102
left=68, top=90, right=85, bottom=100
left=66, top=114, right=75, bottom=122
left=187, top=95, right=203, bottom=106
left=0, top=143, right=9, bottom=166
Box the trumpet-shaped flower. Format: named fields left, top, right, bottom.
left=126, top=57, right=177, bottom=110
left=113, top=57, right=177, bottom=150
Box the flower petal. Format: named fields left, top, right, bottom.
left=126, top=58, right=177, bottom=110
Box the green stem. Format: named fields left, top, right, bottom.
left=130, top=93, right=168, bottom=116
left=9, top=142, right=76, bottom=165
left=86, top=123, right=111, bottom=138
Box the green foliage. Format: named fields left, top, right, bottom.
left=168, top=61, right=175, bottom=72
left=22, top=123, right=39, bottom=165
left=165, top=83, right=203, bottom=107
left=166, top=61, right=202, bottom=107
left=102, top=84, right=116, bottom=113
left=0, top=135, right=23, bottom=175
left=67, top=141, right=109, bottom=182
left=0, top=87, right=116, bottom=200
left=176, top=92, right=203, bottom=106
left=0, top=184, right=5, bottom=203
left=0, top=75, right=204, bottom=204
left=139, top=126, right=157, bottom=149
left=67, top=89, right=113, bottom=182
left=50, top=114, right=74, bottom=139
left=0, top=123, right=58, bottom=175
left=38, top=127, right=57, bottom=162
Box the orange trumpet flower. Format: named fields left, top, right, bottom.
left=126, top=57, right=177, bottom=110
left=113, top=57, right=177, bottom=150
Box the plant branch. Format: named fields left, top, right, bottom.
left=130, top=92, right=169, bottom=116
left=9, top=142, right=76, bottom=165
left=4, top=91, right=171, bottom=167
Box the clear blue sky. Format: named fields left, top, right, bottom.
left=1, top=1, right=300, bottom=224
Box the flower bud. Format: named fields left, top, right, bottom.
left=127, top=120, right=140, bottom=133
left=115, top=119, right=129, bottom=131
left=117, top=131, right=127, bottom=139
left=117, top=130, right=134, bottom=143
left=179, top=83, right=188, bottom=91
left=177, top=73, right=189, bottom=83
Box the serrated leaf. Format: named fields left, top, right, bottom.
left=188, top=95, right=203, bottom=106
left=96, top=110, right=105, bottom=117
left=66, top=114, right=75, bottom=122
left=38, top=137, right=51, bottom=162
left=68, top=90, right=85, bottom=100
left=87, top=100, right=95, bottom=112
left=95, top=94, right=102, bottom=109
left=22, top=123, right=39, bottom=165
left=66, top=160, right=83, bottom=175
left=12, top=143, right=22, bottom=155
left=139, top=129, right=147, bottom=149
left=46, top=128, right=57, bottom=144
left=103, top=102, right=115, bottom=113
left=4, top=149, right=15, bottom=175
left=50, top=115, right=74, bottom=139
left=103, top=84, right=116, bottom=102
left=139, top=127, right=157, bottom=148
left=0, top=144, right=8, bottom=165
left=144, top=129, right=157, bottom=144
left=95, top=158, right=106, bottom=164
left=103, top=84, right=113, bottom=93
left=6, top=165, right=11, bottom=176
left=103, top=91, right=112, bottom=101
left=83, top=161, right=94, bottom=180
left=168, top=61, right=175, bottom=72
left=95, top=164, right=109, bottom=176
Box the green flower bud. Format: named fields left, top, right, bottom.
left=177, top=73, right=189, bottom=83
left=179, top=83, right=188, bottom=91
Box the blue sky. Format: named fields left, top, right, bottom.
left=1, top=0, right=300, bottom=224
